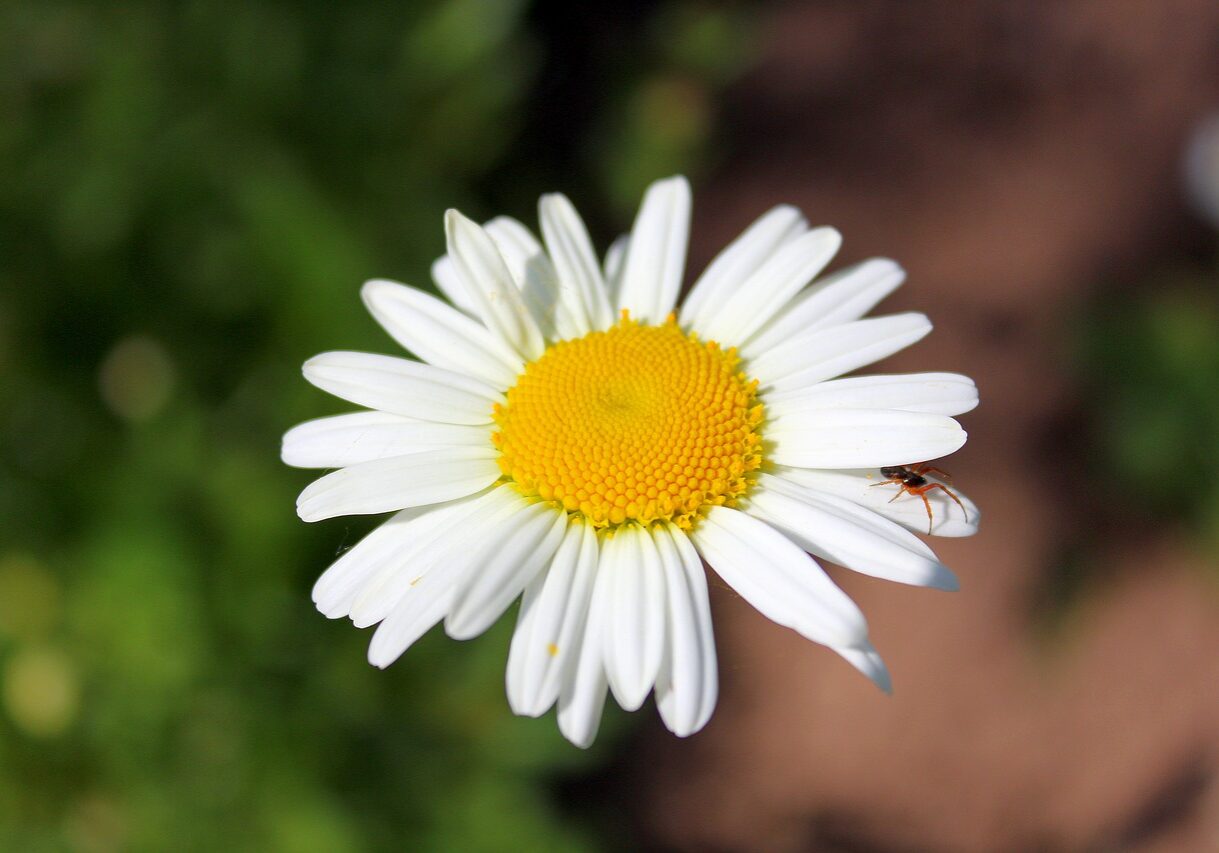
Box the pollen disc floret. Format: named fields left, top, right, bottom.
left=493, top=313, right=764, bottom=529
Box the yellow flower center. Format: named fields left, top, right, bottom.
left=492, top=313, right=764, bottom=530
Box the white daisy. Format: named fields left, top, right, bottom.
left=284, top=176, right=980, bottom=747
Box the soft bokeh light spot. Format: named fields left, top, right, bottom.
left=98, top=335, right=175, bottom=422
left=1185, top=113, right=1219, bottom=229
left=62, top=793, right=128, bottom=853
left=3, top=645, right=80, bottom=738
left=0, top=553, right=61, bottom=639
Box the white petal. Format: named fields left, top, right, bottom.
left=835, top=641, right=892, bottom=694
left=282, top=412, right=490, bottom=469
left=600, top=526, right=666, bottom=712
left=695, top=226, right=841, bottom=347
left=766, top=372, right=979, bottom=419
left=602, top=234, right=629, bottom=313
left=295, top=446, right=501, bottom=522
left=748, top=312, right=932, bottom=392
left=483, top=216, right=581, bottom=342
left=741, top=258, right=906, bottom=359
left=558, top=553, right=611, bottom=749
left=302, top=351, right=501, bottom=424
left=364, top=489, right=528, bottom=667
left=774, top=466, right=979, bottom=537
left=766, top=408, right=967, bottom=469
left=367, top=578, right=456, bottom=669
left=312, top=512, right=415, bottom=619
left=445, top=503, right=567, bottom=640
left=430, top=255, right=479, bottom=315
left=692, top=506, right=868, bottom=648
left=483, top=216, right=545, bottom=281
left=348, top=486, right=520, bottom=628
left=616, top=176, right=691, bottom=324
left=314, top=488, right=501, bottom=620
left=444, top=210, right=545, bottom=360
left=653, top=523, right=717, bottom=737
left=506, top=520, right=599, bottom=717
left=539, top=193, right=614, bottom=333
left=748, top=474, right=958, bottom=590
left=360, top=279, right=522, bottom=388
left=679, top=205, right=807, bottom=330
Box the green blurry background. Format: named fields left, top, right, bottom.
left=5, top=1, right=1219, bottom=851
left=0, top=2, right=752, bottom=850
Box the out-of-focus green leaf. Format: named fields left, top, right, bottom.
left=0, top=0, right=759, bottom=847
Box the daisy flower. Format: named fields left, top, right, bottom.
left=284, top=176, right=979, bottom=747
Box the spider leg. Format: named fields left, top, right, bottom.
left=918, top=465, right=952, bottom=480
left=869, top=478, right=902, bottom=488
left=926, top=483, right=969, bottom=522
left=887, top=485, right=910, bottom=504
left=918, top=492, right=934, bottom=534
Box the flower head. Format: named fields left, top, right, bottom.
left=284, top=176, right=979, bottom=747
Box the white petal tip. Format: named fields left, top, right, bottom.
left=639, top=174, right=692, bottom=207
left=443, top=209, right=470, bottom=240
left=367, top=649, right=396, bottom=670
left=557, top=704, right=601, bottom=748
left=295, top=488, right=334, bottom=522
left=667, top=718, right=710, bottom=739
left=867, top=257, right=904, bottom=276
left=813, top=225, right=844, bottom=252
left=444, top=207, right=478, bottom=230
left=508, top=700, right=549, bottom=719
left=837, top=643, right=892, bottom=694
left=619, top=695, right=648, bottom=714
left=561, top=730, right=596, bottom=750
left=300, top=353, right=339, bottom=383
left=609, top=682, right=649, bottom=713
left=557, top=705, right=603, bottom=748
left=862, top=660, right=893, bottom=695
left=359, top=278, right=397, bottom=305
left=295, top=505, right=322, bottom=523
left=312, top=601, right=349, bottom=620
left=930, top=565, right=961, bottom=592
left=442, top=616, right=483, bottom=642
left=361, top=276, right=397, bottom=290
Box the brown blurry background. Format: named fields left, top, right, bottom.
left=630, top=3, right=1219, bottom=851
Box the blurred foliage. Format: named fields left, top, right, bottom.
left=1080, top=263, right=1219, bottom=552
left=1036, top=259, right=1219, bottom=644
left=583, top=3, right=757, bottom=213
left=0, top=1, right=754, bottom=850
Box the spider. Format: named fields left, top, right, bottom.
left=872, top=464, right=967, bottom=535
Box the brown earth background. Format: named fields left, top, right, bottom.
left=622, top=3, right=1219, bottom=851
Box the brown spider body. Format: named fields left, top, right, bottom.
left=874, top=463, right=967, bottom=534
